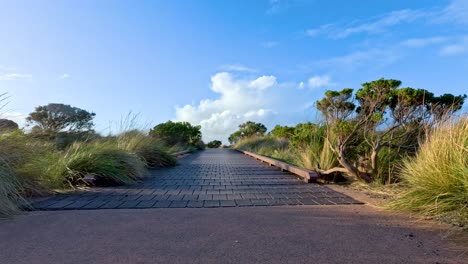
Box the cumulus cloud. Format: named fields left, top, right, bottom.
left=175, top=72, right=279, bottom=143
left=0, top=73, right=32, bottom=81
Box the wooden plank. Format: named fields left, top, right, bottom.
left=236, top=149, right=318, bottom=183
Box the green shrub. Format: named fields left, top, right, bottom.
left=206, top=140, right=222, bottom=148
left=389, top=117, right=468, bottom=225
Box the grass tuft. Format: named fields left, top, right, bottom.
left=389, top=117, right=468, bottom=226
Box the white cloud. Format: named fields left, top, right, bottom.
left=306, top=1, right=468, bottom=40
left=439, top=0, right=468, bottom=24
left=297, top=81, right=305, bottom=89
left=440, top=37, right=468, bottom=56
left=175, top=72, right=279, bottom=143
left=401, top=36, right=447, bottom=47
left=249, top=75, right=277, bottom=90
left=59, top=73, right=71, bottom=79
left=306, top=9, right=428, bottom=39
left=307, top=75, right=331, bottom=89
left=317, top=48, right=401, bottom=69
left=221, top=64, right=257, bottom=73
left=0, top=73, right=32, bottom=81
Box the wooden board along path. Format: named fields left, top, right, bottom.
left=31, top=149, right=362, bottom=210
left=236, top=149, right=318, bottom=182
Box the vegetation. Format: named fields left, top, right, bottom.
left=389, top=117, right=468, bottom=226
left=206, top=140, right=222, bottom=148
left=229, top=121, right=267, bottom=144
left=230, top=78, right=466, bottom=225
left=26, top=103, right=96, bottom=133
left=149, top=120, right=204, bottom=149
left=0, top=98, right=202, bottom=217
left=0, top=119, right=19, bottom=132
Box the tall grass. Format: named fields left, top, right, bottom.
left=54, top=142, right=148, bottom=186
left=116, top=130, right=177, bottom=167
left=0, top=159, right=25, bottom=217
left=389, top=117, right=468, bottom=225
left=234, top=136, right=296, bottom=164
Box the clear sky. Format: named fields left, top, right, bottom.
left=1, top=0, right=467, bottom=143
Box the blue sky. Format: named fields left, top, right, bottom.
left=1, top=0, right=467, bottom=142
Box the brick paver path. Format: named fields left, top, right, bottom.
left=31, top=149, right=361, bottom=210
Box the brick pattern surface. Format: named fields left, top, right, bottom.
left=31, top=149, right=362, bottom=210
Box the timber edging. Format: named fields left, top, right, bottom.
left=235, top=149, right=318, bottom=183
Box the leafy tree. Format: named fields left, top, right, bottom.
left=290, top=122, right=320, bottom=148
left=149, top=121, right=202, bottom=147
left=0, top=119, right=19, bottom=132
left=206, top=140, right=222, bottom=148
left=270, top=125, right=295, bottom=139
left=228, top=131, right=242, bottom=145
left=228, top=121, right=267, bottom=144
left=316, top=78, right=466, bottom=182
left=26, top=103, right=95, bottom=133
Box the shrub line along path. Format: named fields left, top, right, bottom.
left=31, top=149, right=361, bottom=210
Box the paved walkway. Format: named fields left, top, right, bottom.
left=32, top=149, right=361, bottom=210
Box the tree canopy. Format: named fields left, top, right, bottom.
left=316, top=78, right=466, bottom=182
left=0, top=119, right=19, bottom=132
left=228, top=121, right=267, bottom=144
left=206, top=140, right=222, bottom=148
left=149, top=121, right=202, bottom=147
left=26, top=103, right=95, bottom=133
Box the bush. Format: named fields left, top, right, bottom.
left=47, top=142, right=148, bottom=186
left=116, top=130, right=176, bottom=167
left=206, top=140, right=222, bottom=148
left=390, top=117, right=468, bottom=225
left=149, top=121, right=202, bottom=148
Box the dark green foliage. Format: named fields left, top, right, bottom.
left=290, top=122, right=321, bottom=148
left=316, top=78, right=465, bottom=182
left=26, top=103, right=95, bottom=133
left=228, top=121, right=267, bottom=144
left=270, top=125, right=295, bottom=139
left=206, top=140, right=222, bottom=148
left=149, top=121, right=202, bottom=148
left=0, top=119, right=19, bottom=132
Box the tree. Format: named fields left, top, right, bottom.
left=206, top=140, right=222, bottom=148
left=270, top=125, right=295, bottom=139
left=228, top=121, right=267, bottom=144
left=149, top=121, right=202, bottom=147
left=0, top=119, right=19, bottom=132
left=228, top=131, right=242, bottom=145
left=316, top=78, right=466, bottom=182
left=26, top=103, right=95, bottom=133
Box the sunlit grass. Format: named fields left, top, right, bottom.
left=389, top=117, right=468, bottom=226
